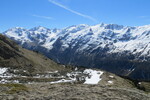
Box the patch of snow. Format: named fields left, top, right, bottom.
left=138, top=82, right=141, bottom=85
left=47, top=71, right=58, bottom=73
left=108, top=80, right=113, bottom=84
left=0, top=68, right=13, bottom=78
left=75, top=67, right=78, bottom=71
left=0, top=68, right=7, bottom=75
left=109, top=75, right=114, bottom=78
left=50, top=79, right=74, bottom=84
left=23, top=70, right=27, bottom=72
left=0, top=68, right=16, bottom=78
left=67, top=71, right=82, bottom=81
left=83, top=69, right=103, bottom=84
left=0, top=79, right=9, bottom=84
left=63, top=65, right=66, bottom=68
left=13, top=80, right=19, bottom=83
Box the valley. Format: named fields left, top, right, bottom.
left=0, top=34, right=150, bottom=99
left=2, top=24, right=150, bottom=81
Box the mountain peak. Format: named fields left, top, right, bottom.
left=29, top=26, right=49, bottom=32
left=104, top=24, right=124, bottom=30
left=6, top=27, right=26, bottom=31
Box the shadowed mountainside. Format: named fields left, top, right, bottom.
left=0, top=34, right=69, bottom=75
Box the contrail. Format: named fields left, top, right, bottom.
left=48, top=0, right=97, bottom=22
left=32, top=14, right=54, bottom=20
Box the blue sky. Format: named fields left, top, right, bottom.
left=0, top=0, right=150, bottom=32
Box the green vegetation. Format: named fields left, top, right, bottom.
left=0, top=83, right=28, bottom=94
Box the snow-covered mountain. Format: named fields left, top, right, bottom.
left=2, top=23, right=150, bottom=81
left=3, top=24, right=150, bottom=57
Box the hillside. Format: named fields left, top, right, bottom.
left=0, top=34, right=150, bottom=99
left=0, top=34, right=74, bottom=84
left=0, top=34, right=68, bottom=74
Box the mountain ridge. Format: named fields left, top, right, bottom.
left=2, top=23, right=150, bottom=81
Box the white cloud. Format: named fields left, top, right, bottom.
left=32, top=14, right=54, bottom=20
left=48, top=0, right=97, bottom=22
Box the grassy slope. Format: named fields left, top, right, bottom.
left=0, top=34, right=69, bottom=75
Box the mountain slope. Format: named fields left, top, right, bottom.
left=2, top=23, right=150, bottom=81
left=0, top=34, right=68, bottom=76
left=0, top=34, right=150, bottom=100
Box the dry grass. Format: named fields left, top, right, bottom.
left=0, top=83, right=28, bottom=94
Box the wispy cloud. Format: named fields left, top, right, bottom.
left=139, top=16, right=149, bottom=18
left=32, top=14, right=54, bottom=20
left=138, top=16, right=150, bottom=22
left=48, top=0, right=97, bottom=22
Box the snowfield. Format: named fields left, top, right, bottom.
left=83, top=69, right=103, bottom=84
left=3, top=23, right=150, bottom=60
left=49, top=69, right=104, bottom=84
